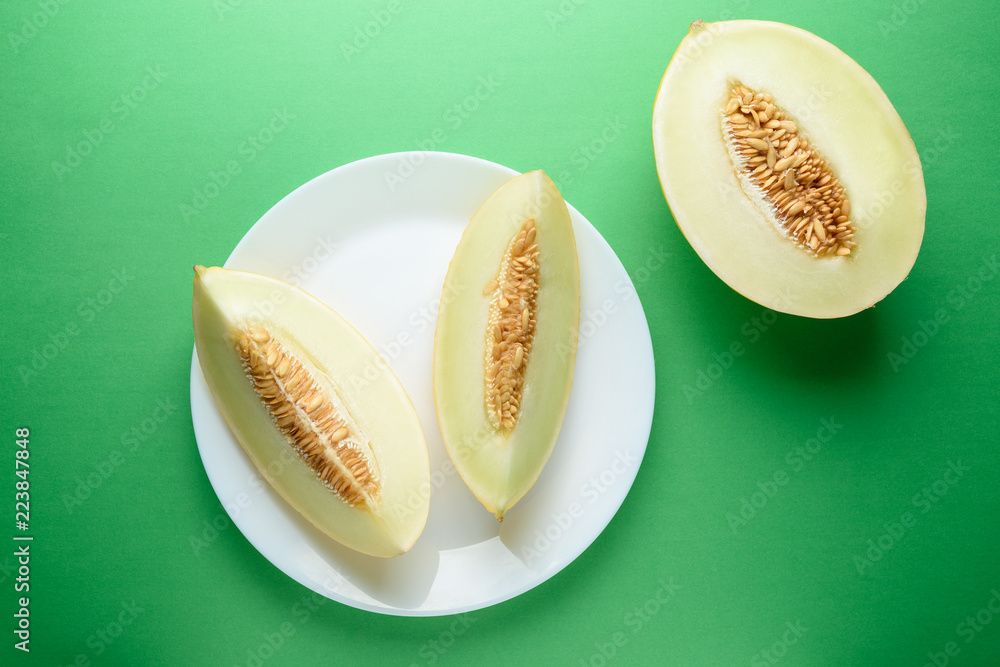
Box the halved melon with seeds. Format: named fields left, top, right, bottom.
left=433, top=170, right=580, bottom=521
left=653, top=20, right=925, bottom=318
left=192, top=266, right=429, bottom=557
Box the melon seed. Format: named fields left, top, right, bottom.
left=483, top=218, right=540, bottom=432
left=236, top=327, right=380, bottom=507
left=723, top=84, right=857, bottom=257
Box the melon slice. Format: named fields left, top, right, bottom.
left=192, top=266, right=430, bottom=557
left=433, top=171, right=580, bottom=520
left=653, top=20, right=925, bottom=318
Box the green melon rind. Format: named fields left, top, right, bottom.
left=433, top=171, right=581, bottom=520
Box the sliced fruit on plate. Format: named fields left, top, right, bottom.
left=192, top=266, right=430, bottom=557
left=433, top=171, right=581, bottom=520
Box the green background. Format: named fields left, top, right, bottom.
left=2, top=0, right=998, bottom=664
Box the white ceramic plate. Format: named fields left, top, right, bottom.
left=190, top=152, right=655, bottom=616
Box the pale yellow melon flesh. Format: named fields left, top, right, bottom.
left=653, top=20, right=925, bottom=318
left=433, top=171, right=580, bottom=520
left=192, top=266, right=429, bottom=557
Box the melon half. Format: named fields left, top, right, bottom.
left=653, top=20, right=926, bottom=318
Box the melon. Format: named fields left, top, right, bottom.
left=653, top=20, right=926, bottom=318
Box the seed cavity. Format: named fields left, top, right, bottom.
left=722, top=83, right=857, bottom=257
left=484, top=218, right=539, bottom=432
left=237, top=327, right=380, bottom=508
